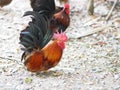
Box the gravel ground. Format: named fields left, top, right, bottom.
left=0, top=0, right=120, bottom=90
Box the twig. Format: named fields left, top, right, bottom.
left=106, top=0, right=118, bottom=21
left=77, top=25, right=110, bottom=39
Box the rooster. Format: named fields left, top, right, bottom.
left=0, top=0, right=12, bottom=7
left=20, top=11, right=68, bottom=72
left=29, top=0, right=70, bottom=33
left=50, top=3, right=70, bottom=33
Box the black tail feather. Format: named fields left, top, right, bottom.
left=23, top=11, right=49, bottom=36
left=20, top=11, right=53, bottom=53
left=30, top=0, right=55, bottom=18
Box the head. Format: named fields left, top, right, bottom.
left=53, top=31, right=68, bottom=49
left=64, top=3, right=70, bottom=15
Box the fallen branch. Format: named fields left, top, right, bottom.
left=106, top=0, right=118, bottom=21
left=77, top=25, right=110, bottom=39
left=83, top=16, right=101, bottom=27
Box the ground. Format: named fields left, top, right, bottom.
left=0, top=0, right=120, bottom=90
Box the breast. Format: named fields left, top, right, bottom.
left=54, top=12, right=70, bottom=26
left=42, top=41, right=63, bottom=69
left=24, top=41, right=63, bottom=72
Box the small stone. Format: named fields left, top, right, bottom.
left=25, top=77, right=33, bottom=84
left=114, top=75, right=119, bottom=80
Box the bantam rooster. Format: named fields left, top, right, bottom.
left=50, top=3, right=70, bottom=33
left=20, top=11, right=68, bottom=72
left=29, top=0, right=70, bottom=33
left=0, top=0, right=12, bottom=7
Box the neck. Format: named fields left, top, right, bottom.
left=57, top=41, right=65, bottom=49
left=64, top=8, right=69, bottom=15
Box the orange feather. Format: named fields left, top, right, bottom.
left=24, top=41, right=63, bottom=72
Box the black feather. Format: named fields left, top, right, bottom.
left=30, top=0, right=55, bottom=19
left=20, top=31, right=40, bottom=48
left=23, top=11, right=49, bottom=36
left=21, top=52, right=26, bottom=61
left=20, top=11, right=53, bottom=53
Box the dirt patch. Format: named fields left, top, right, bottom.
left=0, top=0, right=120, bottom=90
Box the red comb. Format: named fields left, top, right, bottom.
left=64, top=3, right=70, bottom=14
left=65, top=3, right=70, bottom=9
left=53, top=32, right=68, bottom=42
